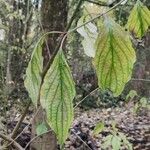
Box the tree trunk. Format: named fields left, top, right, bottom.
left=131, top=33, right=150, bottom=97
left=30, top=0, right=68, bottom=150
left=124, top=32, right=150, bottom=97
left=6, top=0, right=33, bottom=95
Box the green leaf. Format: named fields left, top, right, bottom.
left=36, top=122, right=48, bottom=136
left=40, top=50, right=76, bottom=145
left=133, top=103, right=139, bottom=113
left=93, top=18, right=136, bottom=96
left=127, top=0, right=150, bottom=38
left=102, top=134, right=113, bottom=149
left=140, top=97, right=147, bottom=107
left=126, top=90, right=137, bottom=101
left=111, top=135, right=121, bottom=150
left=24, top=38, right=44, bottom=107
left=93, top=122, right=105, bottom=135
left=77, top=16, right=98, bottom=57
left=118, top=132, right=133, bottom=150
left=111, top=121, right=117, bottom=131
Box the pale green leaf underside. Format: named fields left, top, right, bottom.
left=127, top=0, right=150, bottom=38
left=24, top=38, right=44, bottom=107
left=40, top=50, right=76, bottom=145
left=94, top=18, right=136, bottom=96
left=77, top=16, right=98, bottom=57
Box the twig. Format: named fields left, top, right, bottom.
left=66, top=0, right=84, bottom=31
left=35, top=10, right=51, bottom=58
left=85, top=0, right=110, bottom=7
left=11, top=100, right=31, bottom=139
left=59, top=0, right=127, bottom=58
left=6, top=106, right=41, bottom=148
left=56, top=2, right=125, bottom=64
left=73, top=77, right=150, bottom=109
left=24, top=130, right=52, bottom=150
left=74, top=88, right=99, bottom=109
left=69, top=0, right=126, bottom=33
left=72, top=130, right=92, bottom=150
left=131, top=78, right=150, bottom=82
left=74, top=77, right=150, bottom=109
left=0, top=133, right=24, bottom=150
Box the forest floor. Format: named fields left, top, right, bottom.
left=1, top=102, right=150, bottom=150
left=66, top=105, right=150, bottom=150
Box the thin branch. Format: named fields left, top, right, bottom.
left=85, top=0, right=131, bottom=7
left=7, top=106, right=41, bottom=148
left=24, top=130, right=52, bottom=150
left=59, top=0, right=126, bottom=50
left=11, top=100, right=31, bottom=139
left=66, top=0, right=84, bottom=31
left=69, top=0, right=126, bottom=33
left=35, top=10, right=51, bottom=58
left=85, top=0, right=110, bottom=7
left=0, top=133, right=24, bottom=150
left=131, top=78, right=150, bottom=82
left=72, top=130, right=93, bottom=150
left=74, top=88, right=99, bottom=109
left=74, top=77, right=150, bottom=109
